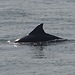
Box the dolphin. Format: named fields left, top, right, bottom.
left=15, top=23, right=63, bottom=43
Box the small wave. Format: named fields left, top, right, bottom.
left=0, top=39, right=8, bottom=43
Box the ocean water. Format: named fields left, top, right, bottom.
left=0, top=0, right=75, bottom=75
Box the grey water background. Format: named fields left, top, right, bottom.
left=0, top=0, right=75, bottom=75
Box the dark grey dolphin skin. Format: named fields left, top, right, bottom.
left=15, top=23, right=63, bottom=43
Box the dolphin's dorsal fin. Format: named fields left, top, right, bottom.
left=29, top=23, right=45, bottom=35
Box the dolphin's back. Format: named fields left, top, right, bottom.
left=15, top=23, right=63, bottom=43
left=16, top=33, right=62, bottom=42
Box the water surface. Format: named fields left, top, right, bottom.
left=0, top=0, right=75, bottom=75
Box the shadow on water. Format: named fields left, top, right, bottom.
left=12, top=39, right=75, bottom=59
left=30, top=46, right=47, bottom=59
left=13, top=42, right=47, bottom=59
